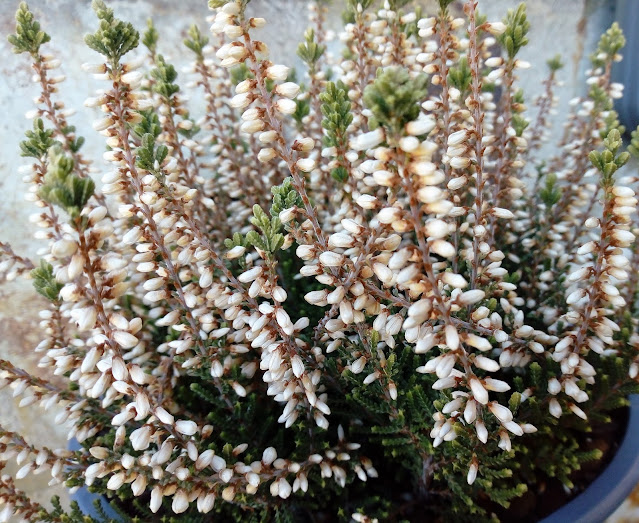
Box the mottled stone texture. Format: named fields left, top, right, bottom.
left=0, top=0, right=632, bottom=519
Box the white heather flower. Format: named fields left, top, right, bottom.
left=549, top=398, right=563, bottom=418
left=450, top=157, right=471, bottom=169
left=486, top=21, right=507, bottom=35
left=488, top=402, right=513, bottom=423
left=469, top=378, right=489, bottom=405
left=262, top=447, right=277, bottom=465
left=197, top=493, right=216, bottom=514
left=266, top=64, right=290, bottom=81
left=259, top=130, right=277, bottom=143
left=467, top=461, right=478, bottom=485
left=155, top=407, right=175, bottom=425
left=172, top=490, right=189, bottom=514
left=51, top=238, right=77, bottom=257
left=458, top=289, right=485, bottom=305
left=229, top=93, right=251, bottom=109
left=448, top=176, right=467, bottom=190
left=447, top=129, right=468, bottom=146
left=352, top=128, right=384, bottom=151
left=296, top=158, right=316, bottom=172
left=492, top=207, right=514, bottom=219
left=113, top=331, right=138, bottom=349
left=406, top=115, right=436, bottom=136
left=130, top=426, right=151, bottom=450
left=240, top=119, right=265, bottom=134
left=319, top=251, right=344, bottom=267
left=356, top=194, right=378, bottom=209
left=275, top=98, right=297, bottom=115
left=175, top=420, right=198, bottom=435
left=475, top=420, right=488, bottom=443
left=373, top=263, right=393, bottom=286
left=465, top=333, right=492, bottom=351
left=612, top=229, right=635, bottom=246
left=424, top=219, right=449, bottom=239
left=445, top=325, right=460, bottom=350
left=291, top=355, right=305, bottom=378
left=475, top=355, right=499, bottom=372
left=430, top=239, right=455, bottom=258
left=275, top=82, right=300, bottom=98
left=485, top=57, right=504, bottom=68
left=150, top=487, right=163, bottom=513
left=76, top=307, right=97, bottom=331
left=295, top=137, right=315, bottom=152
left=121, top=70, right=143, bottom=85
left=107, top=472, right=126, bottom=490
left=329, top=233, right=355, bottom=249
left=92, top=116, right=114, bottom=131
left=441, top=272, right=467, bottom=288
left=258, top=147, right=277, bottom=163
left=81, top=62, right=107, bottom=74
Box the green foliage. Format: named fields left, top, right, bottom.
left=20, top=118, right=56, bottom=159
left=363, top=67, right=428, bottom=134
left=184, top=24, right=209, bottom=59
left=270, top=177, right=303, bottom=217
left=588, top=128, right=629, bottom=186
left=540, top=172, right=562, bottom=208
left=511, top=114, right=529, bottom=137
left=37, top=496, right=112, bottom=522
left=321, top=82, right=353, bottom=148
left=600, top=110, right=625, bottom=140
left=151, top=55, right=179, bottom=99
left=388, top=0, right=412, bottom=9
left=499, top=3, right=529, bottom=59
left=292, top=97, right=310, bottom=129
left=230, top=63, right=253, bottom=86
left=85, top=0, right=139, bottom=63
left=588, top=83, right=613, bottom=112
left=8, top=2, right=51, bottom=55
left=226, top=179, right=297, bottom=257
left=135, top=133, right=168, bottom=172
left=547, top=54, right=564, bottom=72
left=448, top=56, right=472, bottom=94
left=346, top=0, right=374, bottom=15
left=297, top=29, right=325, bottom=68
left=38, top=146, right=94, bottom=218
left=224, top=231, right=249, bottom=251
left=209, top=0, right=250, bottom=8
left=320, top=81, right=353, bottom=183
left=591, top=22, right=625, bottom=67
left=628, top=125, right=639, bottom=158
left=142, top=18, right=158, bottom=56
left=246, top=205, right=285, bottom=255
left=439, top=0, right=455, bottom=11
left=31, top=260, right=63, bottom=301
left=132, top=110, right=162, bottom=140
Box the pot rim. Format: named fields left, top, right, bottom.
left=540, top=394, right=639, bottom=523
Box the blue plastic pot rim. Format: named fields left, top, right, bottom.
left=541, top=394, right=639, bottom=523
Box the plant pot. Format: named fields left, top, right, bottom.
left=66, top=397, right=639, bottom=522
left=67, top=439, right=121, bottom=521
left=541, top=395, right=639, bottom=523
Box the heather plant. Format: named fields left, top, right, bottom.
left=0, top=0, right=638, bottom=521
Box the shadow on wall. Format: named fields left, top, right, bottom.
left=612, top=0, right=639, bottom=132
